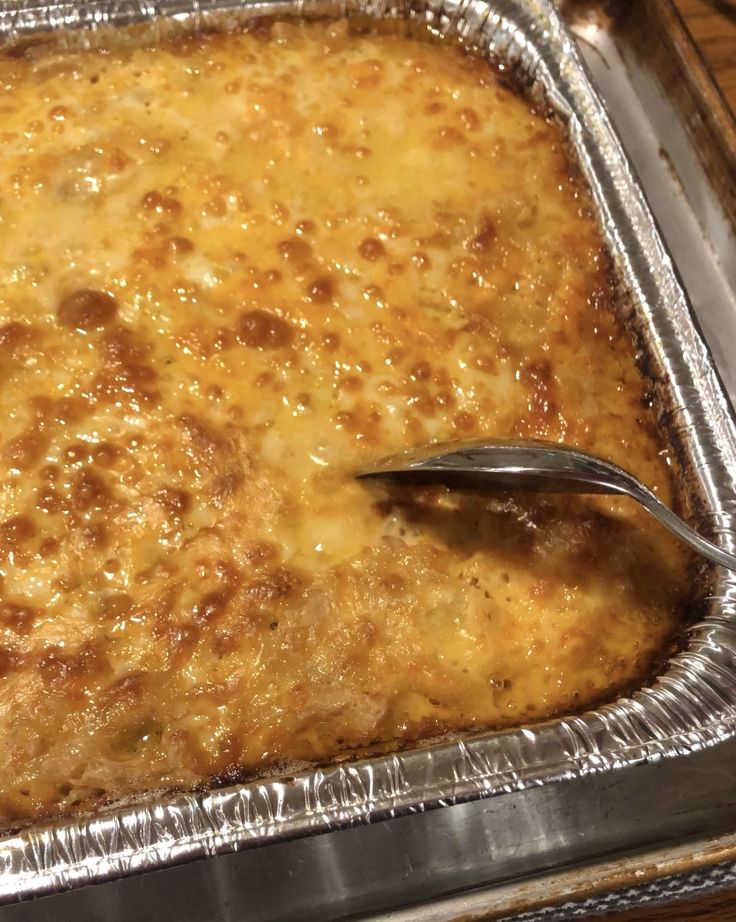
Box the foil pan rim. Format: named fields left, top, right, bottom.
left=4, top=714, right=736, bottom=903
left=1, top=0, right=735, bottom=902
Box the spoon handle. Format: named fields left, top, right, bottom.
left=628, top=483, right=736, bottom=572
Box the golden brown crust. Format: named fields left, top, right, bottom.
left=0, top=20, right=697, bottom=827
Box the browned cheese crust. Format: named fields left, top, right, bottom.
left=0, top=20, right=695, bottom=825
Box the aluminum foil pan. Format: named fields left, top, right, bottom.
left=1, top=0, right=736, bottom=903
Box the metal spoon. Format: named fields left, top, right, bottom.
left=356, top=437, right=736, bottom=572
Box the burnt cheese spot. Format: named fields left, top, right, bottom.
left=71, top=469, right=111, bottom=512
left=56, top=290, right=118, bottom=331
left=0, top=321, right=35, bottom=354
left=1, top=515, right=36, bottom=547
left=167, top=236, right=194, bottom=255
left=410, top=361, right=432, bottom=381
left=244, top=541, right=279, bottom=565
left=4, top=431, right=49, bottom=471
left=140, top=191, right=182, bottom=216
left=237, top=310, right=294, bottom=349
left=0, top=602, right=38, bottom=634
left=468, top=214, right=496, bottom=253
left=192, top=589, right=232, bottom=626
left=358, top=238, right=385, bottom=261
left=306, top=277, right=334, bottom=303
left=77, top=523, right=109, bottom=549
left=0, top=648, right=17, bottom=679
left=39, top=644, right=108, bottom=687
left=100, top=593, right=133, bottom=620
left=277, top=238, right=312, bottom=262
left=322, top=332, right=340, bottom=352
left=91, top=442, right=118, bottom=467
left=154, top=486, right=192, bottom=518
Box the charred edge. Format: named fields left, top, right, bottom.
left=548, top=116, right=717, bottom=646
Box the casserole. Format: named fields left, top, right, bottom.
left=0, top=0, right=730, bottom=900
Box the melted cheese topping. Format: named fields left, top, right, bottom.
left=0, top=20, right=695, bottom=826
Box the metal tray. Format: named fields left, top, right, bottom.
left=1, top=0, right=736, bottom=911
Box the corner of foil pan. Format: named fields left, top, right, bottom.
left=0, top=0, right=736, bottom=902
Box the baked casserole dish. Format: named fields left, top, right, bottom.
left=0, top=18, right=701, bottom=827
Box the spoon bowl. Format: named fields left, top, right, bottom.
left=357, top=437, right=736, bottom=572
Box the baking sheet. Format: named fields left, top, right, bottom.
left=1, top=0, right=736, bottom=904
